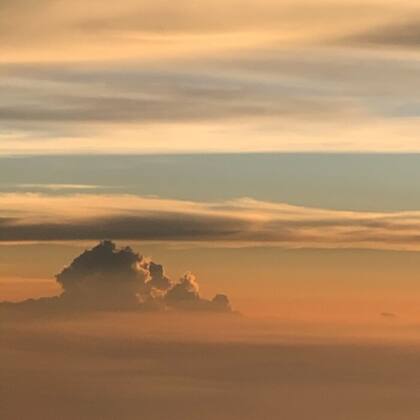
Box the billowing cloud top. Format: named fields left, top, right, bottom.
left=2, top=240, right=232, bottom=313
left=56, top=240, right=148, bottom=309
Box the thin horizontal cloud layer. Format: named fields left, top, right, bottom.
left=0, top=0, right=403, bottom=53
left=1, top=66, right=349, bottom=126
left=344, top=18, right=420, bottom=48
left=3, top=193, right=420, bottom=250
left=3, top=54, right=420, bottom=153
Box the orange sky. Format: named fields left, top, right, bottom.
left=2, top=241, right=420, bottom=321
left=2, top=1, right=420, bottom=322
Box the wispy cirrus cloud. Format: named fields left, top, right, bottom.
left=0, top=0, right=399, bottom=56
left=15, top=184, right=108, bottom=191
left=3, top=52, right=420, bottom=154
left=2, top=193, right=420, bottom=251
left=3, top=1, right=420, bottom=153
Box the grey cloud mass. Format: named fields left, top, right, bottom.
left=2, top=240, right=232, bottom=313
left=0, top=213, right=247, bottom=242
left=345, top=19, right=420, bottom=47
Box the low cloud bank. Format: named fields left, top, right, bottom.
left=1, top=241, right=232, bottom=314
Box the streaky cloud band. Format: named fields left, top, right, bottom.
left=1, top=193, right=420, bottom=251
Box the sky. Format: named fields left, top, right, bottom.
left=4, top=3, right=420, bottom=420
left=2, top=154, right=420, bottom=319
left=2, top=1, right=420, bottom=318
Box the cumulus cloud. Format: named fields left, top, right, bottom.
left=165, top=272, right=200, bottom=303
left=165, top=272, right=232, bottom=312
left=146, top=261, right=172, bottom=292
left=1, top=241, right=232, bottom=314
left=56, top=240, right=148, bottom=309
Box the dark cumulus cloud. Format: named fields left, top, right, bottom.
left=56, top=241, right=148, bottom=310
left=1, top=240, right=232, bottom=314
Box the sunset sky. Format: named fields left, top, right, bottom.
left=5, top=3, right=420, bottom=420
left=2, top=0, right=420, bottom=320
left=3, top=154, right=420, bottom=320
left=3, top=0, right=420, bottom=154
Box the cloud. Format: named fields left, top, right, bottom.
left=56, top=240, right=148, bottom=309
left=2, top=2, right=420, bottom=153
left=15, top=184, right=108, bottom=191
left=0, top=213, right=246, bottom=242
left=0, top=64, right=354, bottom=132
left=3, top=193, right=420, bottom=251
left=381, top=312, right=397, bottom=319
left=72, top=0, right=383, bottom=36
left=344, top=19, right=420, bottom=48
left=146, top=261, right=172, bottom=291
left=0, top=0, right=396, bottom=49
left=150, top=270, right=232, bottom=312
left=1, top=240, right=232, bottom=313
left=165, top=273, right=231, bottom=311
left=3, top=45, right=420, bottom=154
left=165, top=272, right=200, bottom=303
